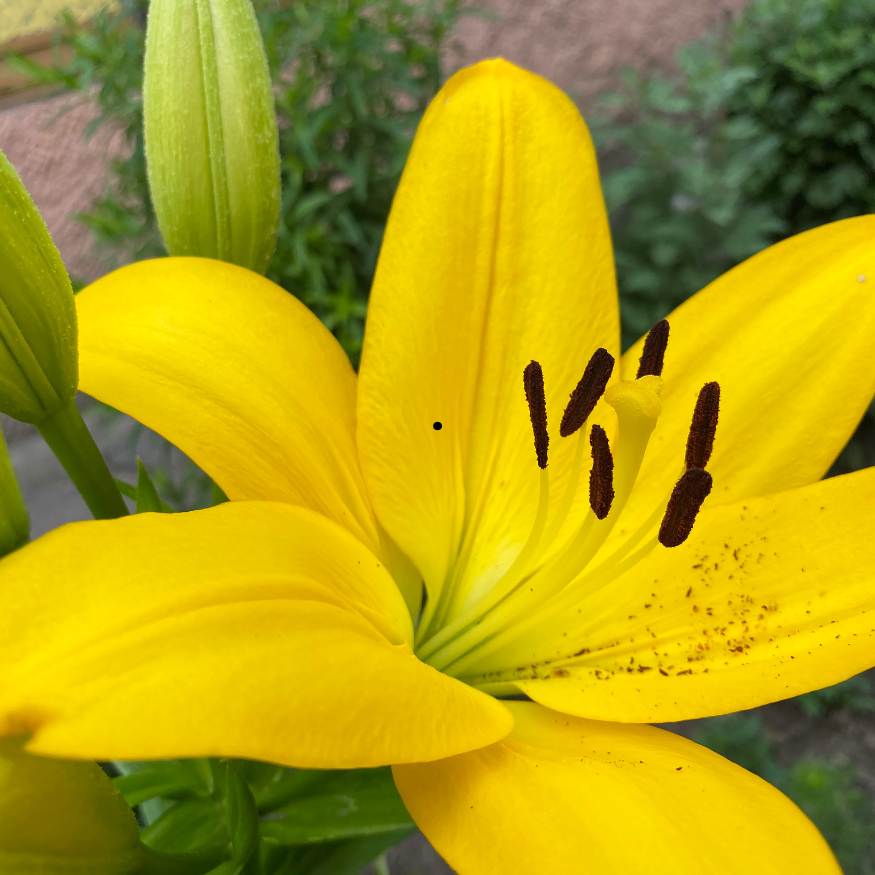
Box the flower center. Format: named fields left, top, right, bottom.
left=415, top=320, right=721, bottom=683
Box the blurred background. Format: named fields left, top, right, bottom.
left=0, top=0, right=873, bottom=871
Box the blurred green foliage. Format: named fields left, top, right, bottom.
left=595, top=0, right=875, bottom=469
left=596, top=0, right=875, bottom=343
left=786, top=761, right=875, bottom=875
left=6, top=0, right=462, bottom=359
left=696, top=709, right=875, bottom=874
left=799, top=674, right=875, bottom=720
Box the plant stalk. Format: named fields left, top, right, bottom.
left=37, top=398, right=128, bottom=519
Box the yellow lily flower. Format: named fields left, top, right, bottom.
left=1, top=59, right=874, bottom=872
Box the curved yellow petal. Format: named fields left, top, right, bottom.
left=504, top=468, right=875, bottom=722
left=77, top=257, right=380, bottom=549
left=618, top=216, right=875, bottom=533
left=358, top=59, right=619, bottom=623
left=394, top=702, right=839, bottom=875
left=0, top=503, right=511, bottom=767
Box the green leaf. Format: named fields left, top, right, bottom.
left=2, top=52, right=75, bottom=87
left=260, top=768, right=413, bottom=846
left=272, top=828, right=413, bottom=875
left=142, top=799, right=228, bottom=859
left=114, top=760, right=213, bottom=808
left=135, top=458, right=169, bottom=512
left=217, top=762, right=260, bottom=864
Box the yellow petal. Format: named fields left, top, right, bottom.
left=0, top=742, right=142, bottom=872
left=505, top=468, right=875, bottom=722
left=77, top=257, right=380, bottom=549
left=358, top=60, right=619, bottom=623
left=0, top=502, right=511, bottom=767
left=619, top=216, right=875, bottom=534
left=394, top=702, right=838, bottom=875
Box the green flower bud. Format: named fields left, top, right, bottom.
left=0, top=742, right=142, bottom=873
left=0, top=429, right=27, bottom=555
left=144, top=0, right=281, bottom=274
left=0, top=151, right=77, bottom=424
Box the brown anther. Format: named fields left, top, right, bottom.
left=560, top=347, right=615, bottom=437
left=588, top=424, right=614, bottom=520
left=685, top=381, right=720, bottom=469
left=659, top=468, right=713, bottom=548
left=636, top=319, right=670, bottom=378
left=523, top=360, right=549, bottom=469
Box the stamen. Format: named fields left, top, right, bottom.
left=417, top=329, right=730, bottom=679
left=685, top=381, right=720, bottom=469
left=523, top=360, right=549, bottom=469
left=513, top=378, right=662, bottom=604
left=588, top=424, right=614, bottom=520
left=636, top=319, right=670, bottom=378
left=658, top=468, right=713, bottom=548
left=559, top=348, right=615, bottom=437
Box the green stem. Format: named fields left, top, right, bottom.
left=37, top=399, right=128, bottom=519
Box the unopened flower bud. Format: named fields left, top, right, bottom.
left=0, top=742, right=142, bottom=872
left=0, top=151, right=77, bottom=424
left=0, top=429, right=27, bottom=555
left=144, top=0, right=281, bottom=274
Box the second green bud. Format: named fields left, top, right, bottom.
left=144, top=0, right=281, bottom=274
left=0, top=152, right=77, bottom=424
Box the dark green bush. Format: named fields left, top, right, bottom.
left=6, top=0, right=461, bottom=359
left=727, top=0, right=875, bottom=233
left=594, top=0, right=875, bottom=468
left=594, top=54, right=787, bottom=345
left=597, top=0, right=875, bottom=343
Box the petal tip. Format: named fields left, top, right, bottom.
left=441, top=57, right=573, bottom=112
